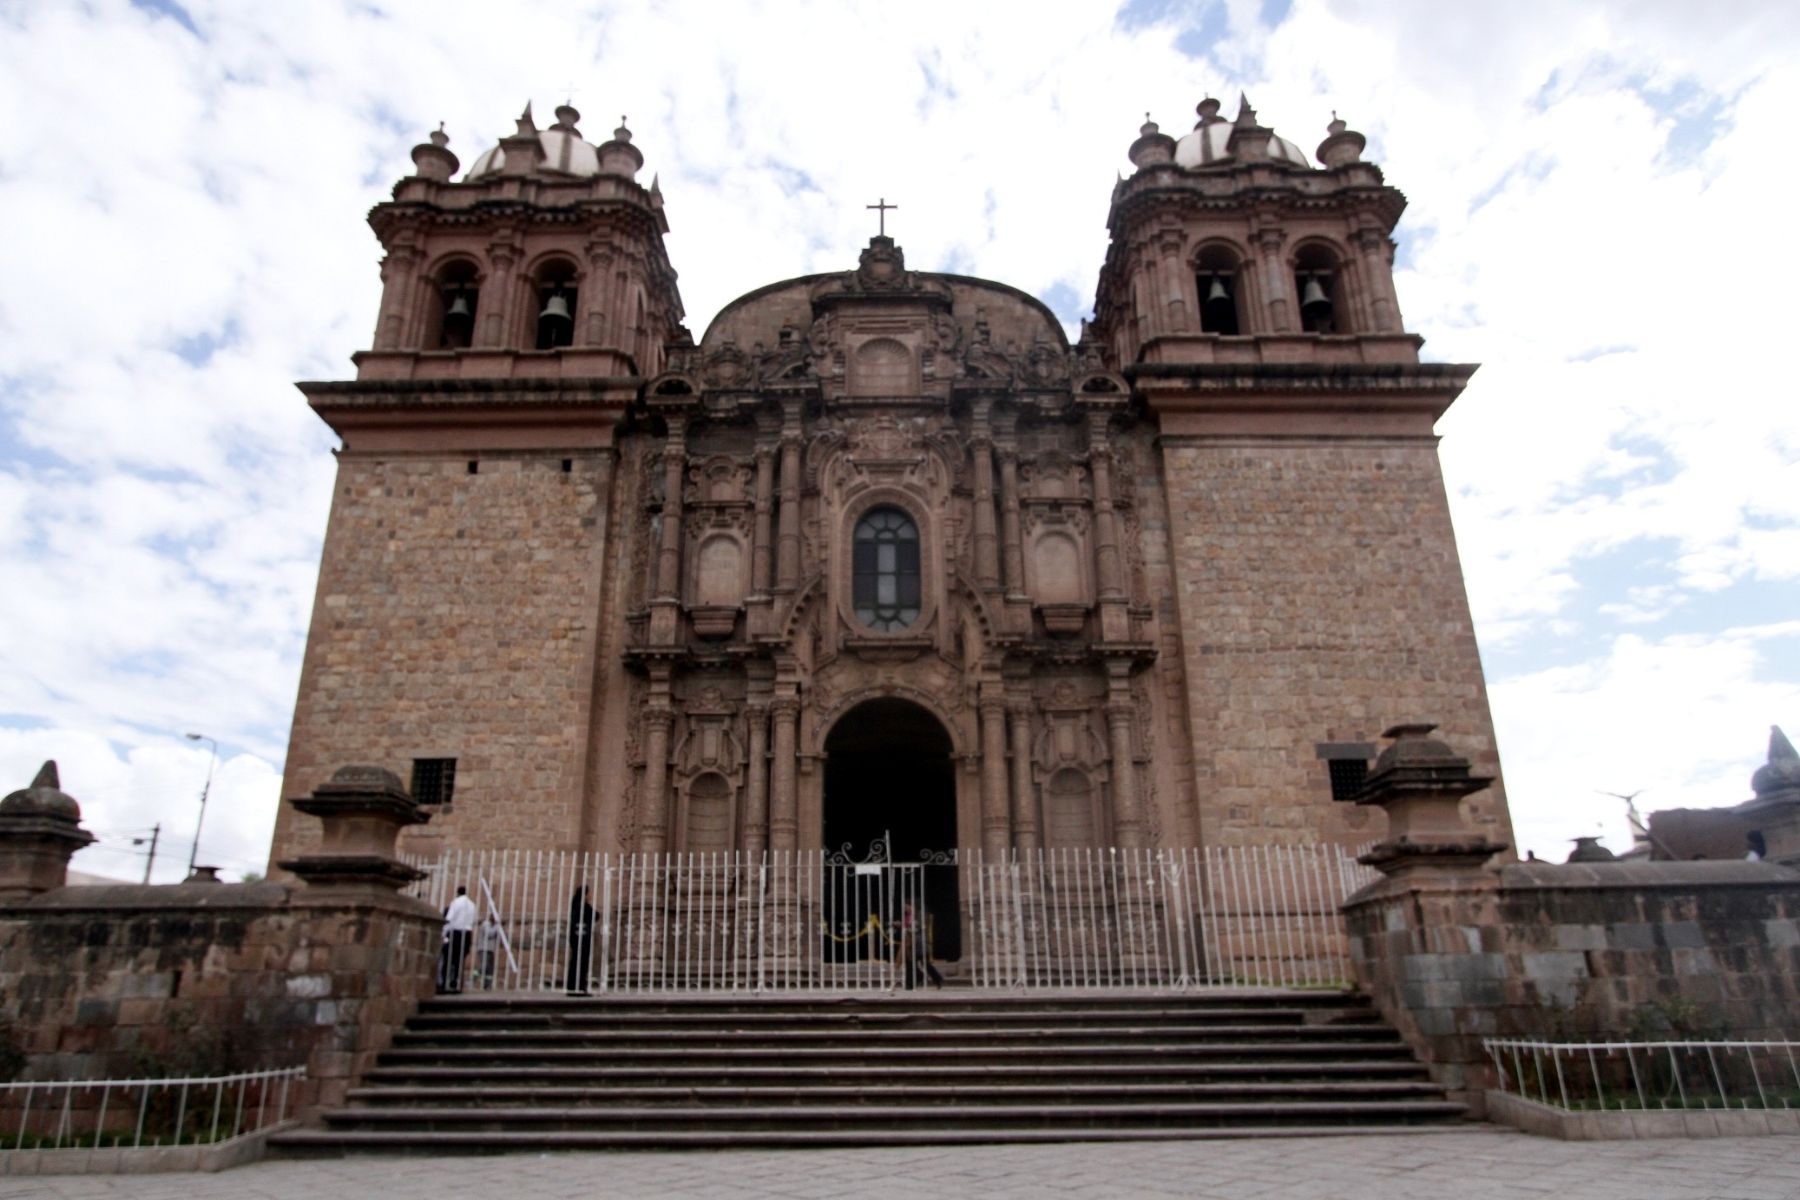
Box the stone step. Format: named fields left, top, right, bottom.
left=315, top=1098, right=1468, bottom=1134
left=384, top=1022, right=1397, bottom=1050
left=269, top=1122, right=1479, bottom=1156
left=413, top=990, right=1375, bottom=1015
left=404, top=1004, right=1370, bottom=1030
left=361, top=1058, right=1433, bottom=1087
left=344, top=1079, right=1448, bottom=1107
left=374, top=1039, right=1416, bottom=1069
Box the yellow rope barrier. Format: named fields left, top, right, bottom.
left=819, top=914, right=902, bottom=947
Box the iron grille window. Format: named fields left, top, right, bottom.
left=411, top=758, right=457, bottom=806
left=1327, top=757, right=1368, bottom=802
left=852, top=506, right=921, bottom=632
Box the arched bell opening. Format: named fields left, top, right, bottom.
left=1194, top=245, right=1244, bottom=336
left=532, top=258, right=579, bottom=350
left=822, top=697, right=961, bottom=962
left=425, top=259, right=480, bottom=350
left=1294, top=243, right=1347, bottom=334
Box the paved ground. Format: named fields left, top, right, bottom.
left=7, top=1131, right=1799, bottom=1200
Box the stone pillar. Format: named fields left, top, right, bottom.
left=996, top=439, right=1026, bottom=598
left=742, top=701, right=770, bottom=854
left=1254, top=228, right=1291, bottom=333
left=1157, top=230, right=1189, bottom=331
left=1353, top=227, right=1400, bottom=333
left=1087, top=413, right=1124, bottom=603
left=278, top=765, right=430, bottom=894
left=580, top=242, right=614, bottom=347
left=970, top=403, right=1001, bottom=591
left=0, top=762, right=95, bottom=902
left=478, top=236, right=519, bottom=348
left=1352, top=723, right=1506, bottom=881
left=768, top=697, right=800, bottom=851
left=372, top=244, right=420, bottom=351
left=1101, top=664, right=1148, bottom=848
left=979, top=696, right=1012, bottom=854
left=750, top=443, right=775, bottom=596
left=654, top=415, right=687, bottom=601
left=636, top=671, right=675, bottom=853
left=1008, top=701, right=1039, bottom=851
left=1742, top=725, right=1800, bottom=865
left=775, top=417, right=803, bottom=593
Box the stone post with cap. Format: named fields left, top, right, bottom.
left=0, top=761, right=95, bottom=902
left=277, top=764, right=430, bottom=896
left=1352, top=722, right=1508, bottom=882
left=1741, top=725, right=1800, bottom=865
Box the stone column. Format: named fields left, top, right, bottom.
left=742, top=701, right=770, bottom=854
left=0, top=762, right=95, bottom=901
left=1008, top=701, right=1039, bottom=851
left=478, top=237, right=519, bottom=348
left=750, top=443, right=775, bottom=596
left=654, top=415, right=687, bottom=601
left=997, top=439, right=1026, bottom=598
left=775, top=416, right=803, bottom=593
left=580, top=242, right=614, bottom=346
left=1254, top=228, right=1291, bottom=333
left=979, top=697, right=1012, bottom=854
left=768, top=697, right=800, bottom=851
left=372, top=244, right=420, bottom=351
left=970, top=403, right=1001, bottom=591
left=1353, top=228, right=1400, bottom=333
left=1157, top=230, right=1189, bottom=332
left=1087, top=414, right=1124, bottom=602
left=637, top=673, right=676, bottom=853
left=1105, top=673, right=1146, bottom=848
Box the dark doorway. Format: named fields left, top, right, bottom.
left=823, top=698, right=961, bottom=961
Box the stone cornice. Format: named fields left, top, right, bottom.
left=1134, top=362, right=1480, bottom=437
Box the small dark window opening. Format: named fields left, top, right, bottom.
left=852, top=506, right=921, bottom=632
left=411, top=758, right=457, bottom=806
left=1327, top=757, right=1369, bottom=802
left=1198, top=272, right=1239, bottom=335
left=561, top=458, right=573, bottom=473
left=535, top=273, right=578, bottom=350
left=467, top=460, right=479, bottom=475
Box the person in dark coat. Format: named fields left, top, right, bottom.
left=565, top=885, right=596, bottom=995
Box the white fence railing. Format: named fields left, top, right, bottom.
left=409, top=845, right=1375, bottom=994
left=1486, top=1040, right=1800, bottom=1112
left=0, top=1067, right=304, bottom=1153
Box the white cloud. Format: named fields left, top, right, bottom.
left=0, top=0, right=1795, bottom=876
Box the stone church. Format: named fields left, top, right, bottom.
left=267, top=94, right=1513, bottom=873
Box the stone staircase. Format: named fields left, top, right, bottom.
left=271, top=990, right=1464, bottom=1154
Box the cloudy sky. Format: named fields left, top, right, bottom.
left=1, top=0, right=1795, bottom=881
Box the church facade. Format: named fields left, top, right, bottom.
left=267, top=96, right=1513, bottom=872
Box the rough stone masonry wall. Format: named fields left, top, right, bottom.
left=272, top=450, right=614, bottom=868
left=1157, top=437, right=1511, bottom=849
left=1343, top=861, right=1800, bottom=1113
left=0, top=883, right=438, bottom=1112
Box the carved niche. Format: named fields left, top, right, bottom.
left=672, top=685, right=746, bottom=852
left=1033, top=679, right=1111, bottom=848
left=1019, top=452, right=1093, bottom=631
left=683, top=454, right=753, bottom=636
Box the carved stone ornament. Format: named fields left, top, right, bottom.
left=703, top=341, right=754, bottom=388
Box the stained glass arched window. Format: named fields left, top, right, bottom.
left=852, top=506, right=920, bottom=631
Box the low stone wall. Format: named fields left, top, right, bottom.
left=1486, top=1090, right=1800, bottom=1141
left=1343, top=860, right=1800, bottom=1114
left=0, top=880, right=439, bottom=1114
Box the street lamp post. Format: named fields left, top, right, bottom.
left=185, top=733, right=218, bottom=877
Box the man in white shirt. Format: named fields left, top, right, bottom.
left=441, top=886, right=477, bottom=994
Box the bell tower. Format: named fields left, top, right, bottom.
left=356, top=102, right=681, bottom=386
left=1090, top=94, right=1512, bottom=851
left=271, top=101, right=686, bottom=868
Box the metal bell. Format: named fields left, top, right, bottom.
left=538, top=291, right=573, bottom=329
left=1204, top=276, right=1230, bottom=304
left=1300, top=275, right=1332, bottom=316
left=445, top=291, right=473, bottom=321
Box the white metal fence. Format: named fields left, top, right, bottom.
left=0, top=1067, right=303, bottom=1153
left=1486, top=1040, right=1800, bottom=1112
left=410, top=845, right=1375, bottom=994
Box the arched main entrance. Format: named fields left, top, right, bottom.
left=822, top=697, right=961, bottom=961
